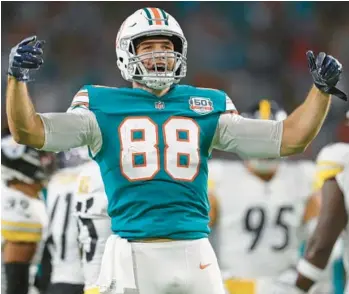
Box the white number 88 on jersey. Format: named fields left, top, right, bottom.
left=118, top=117, right=200, bottom=182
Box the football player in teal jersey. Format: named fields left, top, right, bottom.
left=6, top=7, right=347, bottom=294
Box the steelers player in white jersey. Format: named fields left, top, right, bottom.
left=312, top=113, right=349, bottom=194
left=1, top=129, right=52, bottom=294
left=209, top=100, right=322, bottom=294
left=73, top=158, right=112, bottom=294
left=292, top=112, right=349, bottom=294
left=44, top=148, right=91, bottom=294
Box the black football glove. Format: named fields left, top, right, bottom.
left=306, top=51, right=347, bottom=101
left=8, top=35, right=45, bottom=82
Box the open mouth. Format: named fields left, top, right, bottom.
left=151, top=64, right=166, bottom=72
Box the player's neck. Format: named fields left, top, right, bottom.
left=132, top=82, right=170, bottom=97
left=246, top=166, right=277, bottom=182
left=255, top=172, right=276, bottom=182
left=8, top=181, right=41, bottom=198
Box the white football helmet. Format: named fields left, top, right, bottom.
left=116, top=7, right=187, bottom=90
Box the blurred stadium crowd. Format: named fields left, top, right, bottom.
left=2, top=1, right=348, bottom=158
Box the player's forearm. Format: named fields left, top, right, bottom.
left=6, top=76, right=45, bottom=148
left=281, top=86, right=331, bottom=156
left=300, top=191, right=343, bottom=271
left=295, top=179, right=346, bottom=292
left=295, top=238, right=333, bottom=292
left=304, top=235, right=334, bottom=270
left=294, top=240, right=333, bottom=292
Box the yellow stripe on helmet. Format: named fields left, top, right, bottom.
left=259, top=99, right=271, bottom=120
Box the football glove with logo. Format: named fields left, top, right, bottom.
left=8, top=35, right=44, bottom=82
left=306, top=50, right=347, bottom=101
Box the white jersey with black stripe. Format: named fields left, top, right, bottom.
left=73, top=160, right=112, bottom=291
left=45, top=166, right=84, bottom=284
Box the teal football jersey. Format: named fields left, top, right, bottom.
left=81, top=84, right=228, bottom=240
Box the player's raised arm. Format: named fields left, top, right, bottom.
left=213, top=51, right=347, bottom=159
left=6, top=75, right=44, bottom=147
left=6, top=36, right=101, bottom=152
left=280, top=51, right=346, bottom=156
left=6, top=36, right=45, bottom=147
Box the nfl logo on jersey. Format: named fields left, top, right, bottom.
left=155, top=101, right=165, bottom=110
left=189, top=97, right=214, bottom=115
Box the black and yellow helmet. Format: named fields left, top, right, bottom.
left=1, top=129, right=55, bottom=184
left=241, top=99, right=287, bottom=121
